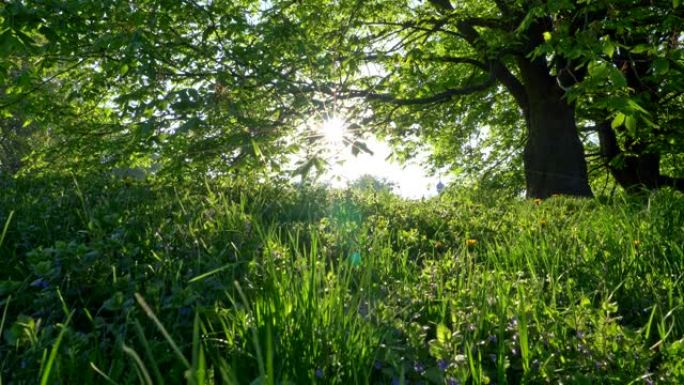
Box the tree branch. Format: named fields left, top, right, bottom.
left=345, top=72, right=495, bottom=105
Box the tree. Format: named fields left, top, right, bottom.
left=300, top=0, right=683, bottom=197
left=0, top=0, right=332, bottom=177
left=545, top=1, right=684, bottom=192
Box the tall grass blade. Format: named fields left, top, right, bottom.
left=39, top=310, right=74, bottom=385
left=134, top=293, right=191, bottom=369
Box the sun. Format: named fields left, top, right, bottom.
left=319, top=115, right=347, bottom=146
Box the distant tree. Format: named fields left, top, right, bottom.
left=349, top=174, right=395, bottom=193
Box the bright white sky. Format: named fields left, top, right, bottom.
left=313, top=117, right=450, bottom=199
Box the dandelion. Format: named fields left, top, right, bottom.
left=466, top=239, right=477, bottom=247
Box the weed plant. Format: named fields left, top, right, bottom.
left=1, top=173, right=683, bottom=384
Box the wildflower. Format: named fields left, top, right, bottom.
left=466, top=239, right=477, bottom=247
left=487, top=335, right=498, bottom=344
left=507, top=316, right=518, bottom=331
left=374, top=360, right=382, bottom=370
left=531, top=359, right=540, bottom=371
left=413, top=361, right=425, bottom=374
left=633, top=240, right=641, bottom=247
left=391, top=377, right=401, bottom=385
left=30, top=278, right=49, bottom=289
left=534, top=198, right=542, bottom=205
left=643, top=373, right=653, bottom=385
left=511, top=347, right=518, bottom=356
left=489, top=354, right=497, bottom=363
left=437, top=359, right=448, bottom=371
left=315, top=368, right=324, bottom=379
left=447, top=377, right=460, bottom=385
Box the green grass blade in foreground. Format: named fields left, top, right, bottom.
left=39, top=310, right=74, bottom=385
left=122, top=344, right=154, bottom=385
left=0, top=210, right=13, bottom=248
left=90, top=362, right=121, bottom=385
left=134, top=293, right=191, bottom=369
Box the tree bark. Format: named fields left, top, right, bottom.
left=518, top=57, right=593, bottom=198
left=598, top=122, right=684, bottom=193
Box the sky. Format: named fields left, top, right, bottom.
left=314, top=118, right=449, bottom=199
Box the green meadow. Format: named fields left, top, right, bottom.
left=1, top=175, right=683, bottom=385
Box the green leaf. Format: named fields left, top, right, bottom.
left=652, top=58, right=669, bottom=75
left=436, top=323, right=450, bottom=343
left=543, top=31, right=552, bottom=42
left=611, top=113, right=625, bottom=129
left=602, top=41, right=615, bottom=58
left=625, top=115, right=637, bottom=131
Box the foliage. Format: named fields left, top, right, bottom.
left=1, top=173, right=684, bottom=384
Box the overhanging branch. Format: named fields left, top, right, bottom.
left=344, top=71, right=495, bottom=105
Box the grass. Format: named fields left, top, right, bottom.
left=1, top=173, right=683, bottom=384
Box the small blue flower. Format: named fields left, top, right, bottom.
left=447, top=377, right=460, bottom=385
left=30, top=278, right=49, bottom=289
left=489, top=354, right=497, bottom=363
left=315, top=368, right=324, bottom=379
left=413, top=361, right=425, bottom=374
left=487, top=335, right=498, bottom=344
left=374, top=360, right=382, bottom=370
left=437, top=359, right=448, bottom=371
left=391, top=377, right=401, bottom=385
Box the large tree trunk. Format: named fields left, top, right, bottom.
left=518, top=57, right=593, bottom=198
left=598, top=122, right=684, bottom=193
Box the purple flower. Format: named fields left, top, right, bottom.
left=315, top=368, right=324, bottom=379
left=374, top=360, right=382, bottom=370
left=414, top=361, right=425, bottom=374
left=447, top=377, right=460, bottom=385
left=437, top=359, right=448, bottom=371
left=487, top=335, right=498, bottom=344
left=30, top=278, right=49, bottom=289
left=391, top=377, right=401, bottom=385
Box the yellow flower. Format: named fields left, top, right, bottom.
left=466, top=239, right=477, bottom=247
left=633, top=240, right=640, bottom=247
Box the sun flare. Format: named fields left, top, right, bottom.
left=320, top=116, right=347, bottom=145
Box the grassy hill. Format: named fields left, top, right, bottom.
left=1, top=174, right=683, bottom=384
